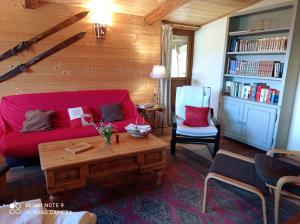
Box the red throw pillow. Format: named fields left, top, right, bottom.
left=183, top=106, right=210, bottom=127
left=68, top=106, right=94, bottom=128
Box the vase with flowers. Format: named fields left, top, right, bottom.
left=92, top=121, right=115, bottom=145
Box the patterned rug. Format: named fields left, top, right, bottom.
left=4, top=149, right=300, bottom=224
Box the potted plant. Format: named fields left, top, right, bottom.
left=93, top=121, right=115, bottom=145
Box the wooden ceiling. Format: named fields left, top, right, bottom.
left=164, top=0, right=261, bottom=26
left=43, top=0, right=261, bottom=26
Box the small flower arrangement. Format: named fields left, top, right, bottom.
left=92, top=121, right=115, bottom=144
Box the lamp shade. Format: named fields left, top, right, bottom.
left=150, top=65, right=167, bottom=79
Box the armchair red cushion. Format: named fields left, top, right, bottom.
left=183, top=106, right=210, bottom=127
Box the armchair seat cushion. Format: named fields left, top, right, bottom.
left=176, top=123, right=218, bottom=137
left=210, top=153, right=267, bottom=192
left=255, top=154, right=300, bottom=196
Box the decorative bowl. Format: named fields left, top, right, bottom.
left=127, top=129, right=151, bottom=137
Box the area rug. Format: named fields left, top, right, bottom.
left=4, top=150, right=300, bottom=224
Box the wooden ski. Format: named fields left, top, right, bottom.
left=0, top=11, right=89, bottom=62
left=0, top=32, right=87, bottom=83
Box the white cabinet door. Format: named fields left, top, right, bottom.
left=221, top=99, right=244, bottom=139
left=241, top=104, right=276, bottom=150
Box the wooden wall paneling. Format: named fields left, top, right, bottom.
left=21, top=0, right=39, bottom=9
left=44, top=0, right=168, bottom=17
left=0, top=0, right=161, bottom=104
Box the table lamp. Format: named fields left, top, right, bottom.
left=150, top=65, right=167, bottom=105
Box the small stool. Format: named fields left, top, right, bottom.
left=202, top=150, right=268, bottom=224
left=0, top=157, right=9, bottom=201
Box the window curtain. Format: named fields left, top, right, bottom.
left=159, top=24, right=173, bottom=126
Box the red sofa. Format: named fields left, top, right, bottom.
left=0, top=90, right=142, bottom=166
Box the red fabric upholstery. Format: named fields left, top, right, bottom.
left=0, top=90, right=142, bottom=159
left=183, top=106, right=210, bottom=127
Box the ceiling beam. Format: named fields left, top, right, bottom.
left=144, top=0, right=192, bottom=25
left=21, top=0, right=39, bottom=9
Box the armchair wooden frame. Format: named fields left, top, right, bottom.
left=170, top=108, right=221, bottom=156
left=266, top=148, right=300, bottom=224
left=203, top=149, right=300, bottom=224
left=202, top=150, right=267, bottom=224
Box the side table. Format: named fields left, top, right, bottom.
left=137, top=105, right=165, bottom=135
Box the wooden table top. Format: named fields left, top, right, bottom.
left=39, top=133, right=168, bottom=170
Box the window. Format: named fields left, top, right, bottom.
left=171, top=35, right=188, bottom=77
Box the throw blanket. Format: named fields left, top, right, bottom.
left=0, top=199, right=96, bottom=224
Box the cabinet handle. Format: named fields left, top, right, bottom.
left=64, top=175, right=70, bottom=179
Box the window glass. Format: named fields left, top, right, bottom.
left=171, top=35, right=188, bottom=77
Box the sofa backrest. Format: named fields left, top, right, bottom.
left=0, top=90, right=139, bottom=132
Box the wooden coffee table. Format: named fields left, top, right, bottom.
left=39, top=133, right=168, bottom=197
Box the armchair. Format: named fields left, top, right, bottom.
left=170, top=86, right=220, bottom=156
left=257, top=148, right=300, bottom=224
left=203, top=148, right=300, bottom=224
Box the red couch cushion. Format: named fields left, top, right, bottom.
left=183, top=106, right=210, bottom=127
left=0, top=90, right=142, bottom=159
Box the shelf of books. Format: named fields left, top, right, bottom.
left=222, top=6, right=291, bottom=108
left=220, top=2, right=300, bottom=150
left=224, top=81, right=280, bottom=107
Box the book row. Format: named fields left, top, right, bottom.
left=225, top=81, right=280, bottom=104
left=226, top=58, right=284, bottom=78
left=230, top=36, right=288, bottom=52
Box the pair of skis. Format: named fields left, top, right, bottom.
left=0, top=11, right=89, bottom=83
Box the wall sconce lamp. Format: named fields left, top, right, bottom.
left=94, top=23, right=106, bottom=39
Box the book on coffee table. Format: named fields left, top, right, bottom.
left=65, top=143, right=93, bottom=154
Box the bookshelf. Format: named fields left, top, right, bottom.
left=228, top=27, right=290, bottom=36
left=227, top=51, right=286, bottom=55
left=220, top=1, right=300, bottom=151
left=224, top=74, right=282, bottom=81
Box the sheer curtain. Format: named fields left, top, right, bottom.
left=160, top=24, right=173, bottom=126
